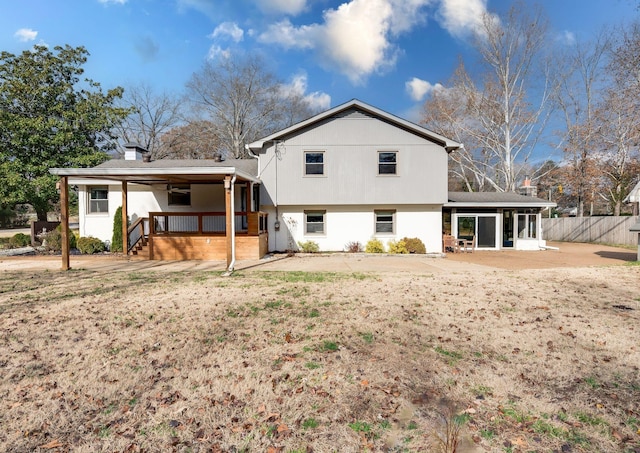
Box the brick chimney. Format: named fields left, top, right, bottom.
left=518, top=175, right=537, bottom=197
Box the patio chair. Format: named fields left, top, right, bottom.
left=442, top=234, right=460, bottom=253
left=460, top=235, right=475, bottom=253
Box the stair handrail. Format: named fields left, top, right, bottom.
left=127, top=217, right=148, bottom=253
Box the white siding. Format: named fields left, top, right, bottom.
left=258, top=113, right=448, bottom=206
left=77, top=182, right=243, bottom=243
left=264, top=205, right=443, bottom=253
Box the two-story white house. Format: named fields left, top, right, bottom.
left=246, top=99, right=461, bottom=254
left=51, top=99, right=554, bottom=270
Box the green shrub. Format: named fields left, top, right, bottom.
left=44, top=226, right=77, bottom=252
left=401, top=237, right=426, bottom=254
left=297, top=240, right=320, bottom=253
left=9, top=233, right=30, bottom=248
left=345, top=241, right=363, bottom=253
left=77, top=236, right=105, bottom=254
left=111, top=206, right=123, bottom=253
left=365, top=238, right=385, bottom=253
left=387, top=239, right=408, bottom=254
left=0, top=206, right=16, bottom=228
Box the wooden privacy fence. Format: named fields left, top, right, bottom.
left=542, top=216, right=639, bottom=246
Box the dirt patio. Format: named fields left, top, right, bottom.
left=0, top=241, right=636, bottom=273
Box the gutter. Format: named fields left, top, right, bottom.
left=224, top=173, right=238, bottom=275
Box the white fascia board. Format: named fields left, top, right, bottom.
left=50, top=167, right=261, bottom=184
left=68, top=177, right=119, bottom=185
left=444, top=201, right=556, bottom=209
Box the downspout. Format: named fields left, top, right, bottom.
left=225, top=174, right=238, bottom=274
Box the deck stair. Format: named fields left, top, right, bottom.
left=129, top=238, right=149, bottom=259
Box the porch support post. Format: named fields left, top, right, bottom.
left=225, top=176, right=233, bottom=267
left=246, top=181, right=252, bottom=212
left=60, top=176, right=70, bottom=271
left=122, top=181, right=128, bottom=255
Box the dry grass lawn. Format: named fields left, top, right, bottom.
left=1, top=264, right=639, bottom=452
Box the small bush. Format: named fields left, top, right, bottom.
left=365, top=238, right=385, bottom=253
left=112, top=206, right=123, bottom=253
left=345, top=241, right=363, bottom=253
left=9, top=233, right=30, bottom=248
left=77, top=236, right=105, bottom=254
left=43, top=226, right=77, bottom=252
left=297, top=240, right=320, bottom=253
left=388, top=239, right=408, bottom=254
left=402, top=237, right=426, bottom=254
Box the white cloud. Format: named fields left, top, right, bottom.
left=254, top=0, right=307, bottom=16
left=405, top=77, right=443, bottom=101
left=437, top=0, right=492, bottom=37
left=558, top=30, right=576, bottom=46
left=260, top=19, right=317, bottom=49
left=260, top=0, right=431, bottom=85
left=210, top=22, right=244, bottom=42
left=14, top=28, right=38, bottom=42
left=281, top=73, right=331, bottom=111
left=98, top=0, right=127, bottom=4
left=177, top=0, right=218, bottom=19
left=207, top=45, right=231, bottom=60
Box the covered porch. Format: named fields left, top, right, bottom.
left=50, top=156, right=267, bottom=272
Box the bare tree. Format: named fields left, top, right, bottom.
left=422, top=3, right=554, bottom=192
left=186, top=53, right=317, bottom=159
left=593, top=23, right=640, bottom=215
left=115, top=82, right=183, bottom=159
left=555, top=32, right=611, bottom=216
left=157, top=120, right=222, bottom=159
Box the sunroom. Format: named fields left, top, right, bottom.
left=443, top=192, right=556, bottom=251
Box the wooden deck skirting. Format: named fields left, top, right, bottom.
left=147, top=211, right=268, bottom=261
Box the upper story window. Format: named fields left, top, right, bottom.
left=304, top=210, right=325, bottom=234
left=304, top=151, right=324, bottom=175
left=168, top=184, right=191, bottom=206
left=375, top=210, right=395, bottom=234
left=378, top=151, right=397, bottom=175
left=88, top=186, right=109, bottom=214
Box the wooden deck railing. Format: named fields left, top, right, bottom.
left=148, top=211, right=268, bottom=236
left=127, top=216, right=148, bottom=252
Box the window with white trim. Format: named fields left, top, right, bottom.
left=304, top=151, right=324, bottom=175
left=168, top=184, right=191, bottom=206
left=375, top=210, right=395, bottom=234
left=304, top=211, right=325, bottom=234
left=378, top=151, right=397, bottom=175
left=517, top=213, right=537, bottom=239
left=88, top=186, right=108, bottom=214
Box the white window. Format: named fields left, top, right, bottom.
left=88, top=186, right=108, bottom=213
left=304, top=152, right=324, bottom=175
left=305, top=211, right=325, bottom=234
left=517, top=214, right=537, bottom=239
left=168, top=184, right=191, bottom=206
left=378, top=151, right=397, bottom=175
left=375, top=210, right=395, bottom=234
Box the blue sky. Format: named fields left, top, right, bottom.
left=1, top=0, right=638, bottom=124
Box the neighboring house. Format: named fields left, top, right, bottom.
left=624, top=179, right=640, bottom=216
left=50, top=99, right=555, bottom=270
